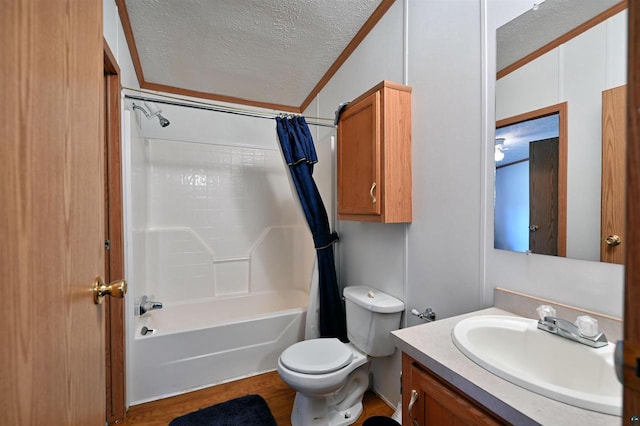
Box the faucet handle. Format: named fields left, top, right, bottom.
left=536, top=304, right=556, bottom=321
left=575, top=315, right=599, bottom=337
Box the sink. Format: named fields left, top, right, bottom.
left=451, top=315, right=621, bottom=416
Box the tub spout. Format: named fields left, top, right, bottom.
left=138, top=295, right=163, bottom=316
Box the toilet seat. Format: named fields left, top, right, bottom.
left=280, top=338, right=352, bottom=374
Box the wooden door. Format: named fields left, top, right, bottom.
left=601, top=85, right=626, bottom=264
left=337, top=91, right=381, bottom=216
left=625, top=0, right=640, bottom=418
left=529, top=137, right=559, bottom=256
left=1, top=2, right=106, bottom=425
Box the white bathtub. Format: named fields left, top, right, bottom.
left=129, top=289, right=307, bottom=404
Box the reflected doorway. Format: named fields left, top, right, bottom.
left=494, top=104, right=567, bottom=256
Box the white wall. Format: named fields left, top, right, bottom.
left=305, top=0, right=486, bottom=406
left=104, top=0, right=139, bottom=90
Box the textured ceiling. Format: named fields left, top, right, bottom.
left=497, top=0, right=621, bottom=73
left=123, top=0, right=384, bottom=110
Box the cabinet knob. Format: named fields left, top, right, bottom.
left=369, top=182, right=377, bottom=204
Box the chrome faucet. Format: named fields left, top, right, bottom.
left=138, top=295, right=163, bottom=316
left=537, top=316, right=608, bottom=348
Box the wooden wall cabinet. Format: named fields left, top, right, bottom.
left=402, top=353, right=507, bottom=426
left=337, top=81, right=412, bottom=223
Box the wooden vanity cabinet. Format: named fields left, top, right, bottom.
left=402, top=353, right=507, bottom=426
left=337, top=81, right=412, bottom=223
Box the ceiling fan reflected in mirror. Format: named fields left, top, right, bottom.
left=495, top=137, right=509, bottom=162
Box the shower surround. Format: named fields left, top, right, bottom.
left=126, top=109, right=315, bottom=403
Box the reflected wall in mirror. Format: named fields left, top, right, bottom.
left=494, top=0, right=627, bottom=263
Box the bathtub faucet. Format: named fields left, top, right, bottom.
left=138, top=295, right=163, bottom=316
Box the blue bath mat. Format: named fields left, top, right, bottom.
left=168, top=394, right=277, bottom=426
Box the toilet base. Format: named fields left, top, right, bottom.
left=291, top=393, right=363, bottom=426
left=289, top=364, right=369, bottom=426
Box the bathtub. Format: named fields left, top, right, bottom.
left=129, top=289, right=308, bottom=404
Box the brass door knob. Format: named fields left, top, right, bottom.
left=605, top=235, right=621, bottom=246
left=93, top=277, right=127, bottom=304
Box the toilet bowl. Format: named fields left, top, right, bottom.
left=278, top=339, right=370, bottom=425
left=277, top=286, right=404, bottom=426
left=278, top=338, right=368, bottom=395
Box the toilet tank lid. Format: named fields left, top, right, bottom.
left=343, top=286, right=404, bottom=313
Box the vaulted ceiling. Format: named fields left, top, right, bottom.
left=117, top=0, right=391, bottom=112
left=497, top=0, right=622, bottom=75
left=117, top=0, right=623, bottom=112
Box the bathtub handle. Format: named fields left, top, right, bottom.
left=138, top=295, right=163, bottom=316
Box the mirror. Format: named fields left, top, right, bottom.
left=494, top=0, right=627, bottom=262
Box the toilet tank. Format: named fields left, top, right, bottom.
left=343, top=286, right=404, bottom=357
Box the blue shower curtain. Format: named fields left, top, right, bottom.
left=276, top=116, right=347, bottom=342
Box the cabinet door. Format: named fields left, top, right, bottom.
left=337, top=91, right=381, bottom=216
left=403, top=355, right=505, bottom=426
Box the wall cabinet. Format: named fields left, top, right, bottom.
left=402, top=353, right=507, bottom=426
left=337, top=81, right=412, bottom=223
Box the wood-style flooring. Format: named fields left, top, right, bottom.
left=119, top=371, right=395, bottom=425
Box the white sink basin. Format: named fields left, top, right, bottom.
left=452, top=315, right=621, bottom=416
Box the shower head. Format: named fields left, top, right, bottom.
left=132, top=102, right=170, bottom=127
left=157, top=114, right=170, bottom=127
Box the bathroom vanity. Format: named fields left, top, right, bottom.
left=392, top=290, right=623, bottom=426
left=402, top=351, right=506, bottom=425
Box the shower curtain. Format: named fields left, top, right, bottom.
left=276, top=116, right=347, bottom=342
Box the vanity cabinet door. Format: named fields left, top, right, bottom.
left=337, top=80, right=412, bottom=223
left=402, top=353, right=505, bottom=426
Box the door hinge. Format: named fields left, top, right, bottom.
left=105, top=239, right=111, bottom=251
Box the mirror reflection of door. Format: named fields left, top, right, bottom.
left=529, top=137, right=559, bottom=256
left=494, top=105, right=567, bottom=256
left=600, top=85, right=626, bottom=264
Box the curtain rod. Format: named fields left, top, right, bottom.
left=123, top=93, right=336, bottom=129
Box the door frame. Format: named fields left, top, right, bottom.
left=103, top=39, right=126, bottom=424
left=624, top=0, right=640, bottom=417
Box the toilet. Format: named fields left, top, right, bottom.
left=277, top=286, right=404, bottom=426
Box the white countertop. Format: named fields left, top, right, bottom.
left=391, top=307, right=621, bottom=426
